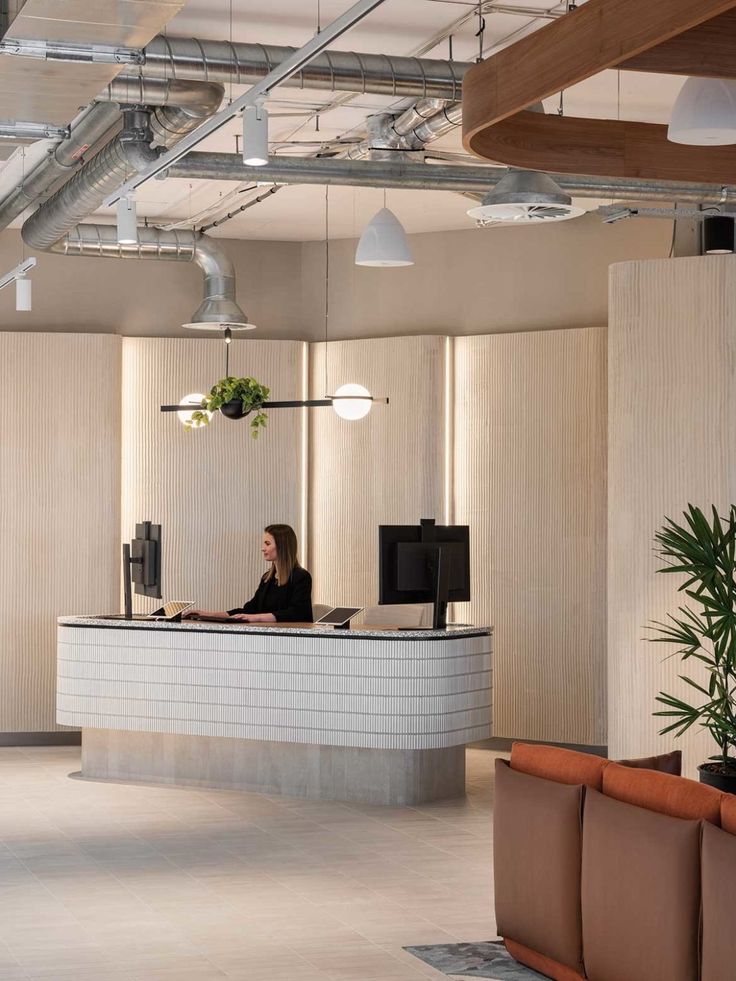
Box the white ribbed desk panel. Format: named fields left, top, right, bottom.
left=57, top=625, right=493, bottom=750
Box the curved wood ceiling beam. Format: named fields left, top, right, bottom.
left=472, top=111, right=736, bottom=186
left=462, top=0, right=736, bottom=182
left=620, top=9, right=736, bottom=78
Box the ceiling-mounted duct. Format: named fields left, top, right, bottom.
left=466, top=170, right=586, bottom=225
left=52, top=225, right=253, bottom=331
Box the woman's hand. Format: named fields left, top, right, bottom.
left=229, top=613, right=252, bottom=622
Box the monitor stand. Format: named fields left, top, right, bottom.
left=431, top=545, right=451, bottom=630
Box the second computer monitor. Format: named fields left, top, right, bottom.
left=378, top=518, right=470, bottom=613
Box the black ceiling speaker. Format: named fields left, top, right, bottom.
left=703, top=215, right=735, bottom=255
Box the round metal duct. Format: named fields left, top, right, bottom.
left=467, top=170, right=586, bottom=225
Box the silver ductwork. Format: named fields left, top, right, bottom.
left=99, top=75, right=225, bottom=112
left=165, top=153, right=736, bottom=205
left=21, top=81, right=224, bottom=250
left=141, top=35, right=467, bottom=100
left=337, top=100, right=462, bottom=160
left=52, top=224, right=251, bottom=329
left=0, top=101, right=121, bottom=231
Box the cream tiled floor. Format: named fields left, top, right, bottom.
left=0, top=746, right=499, bottom=981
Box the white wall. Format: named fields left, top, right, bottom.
left=308, top=336, right=448, bottom=608
left=454, top=330, right=607, bottom=745
left=0, top=332, right=121, bottom=732
left=120, top=337, right=306, bottom=614
left=608, top=257, right=736, bottom=777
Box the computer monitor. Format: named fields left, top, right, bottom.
left=378, top=518, right=470, bottom=629
left=123, top=522, right=161, bottom=618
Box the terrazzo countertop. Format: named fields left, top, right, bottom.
left=58, top=615, right=490, bottom=641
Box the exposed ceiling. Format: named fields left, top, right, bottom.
left=0, top=0, right=690, bottom=241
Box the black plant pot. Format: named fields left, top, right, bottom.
left=220, top=399, right=251, bottom=420
left=698, top=763, right=736, bottom=794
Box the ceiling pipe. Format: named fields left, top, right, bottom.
left=50, top=224, right=251, bottom=329
left=164, top=153, right=736, bottom=205
left=98, top=75, right=225, bottom=112
left=140, top=36, right=468, bottom=100
left=0, top=101, right=121, bottom=232
left=21, top=82, right=224, bottom=250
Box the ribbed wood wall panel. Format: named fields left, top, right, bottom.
left=0, top=332, right=121, bottom=731
left=120, top=338, right=305, bottom=615
left=608, top=258, right=736, bottom=776
left=308, top=336, right=447, bottom=609
left=454, top=330, right=607, bottom=745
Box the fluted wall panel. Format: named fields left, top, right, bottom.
left=0, top=332, right=120, bottom=732
left=454, top=330, right=607, bottom=745
left=608, top=258, right=736, bottom=776
left=120, top=338, right=305, bottom=615
left=308, top=336, right=447, bottom=609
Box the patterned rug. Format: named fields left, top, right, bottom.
left=403, top=941, right=549, bottom=979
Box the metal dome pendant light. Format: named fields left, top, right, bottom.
left=160, top=190, right=387, bottom=426
left=467, top=169, right=585, bottom=225
left=355, top=190, right=414, bottom=267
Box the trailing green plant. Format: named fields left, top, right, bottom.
left=187, top=375, right=270, bottom=438
left=649, top=503, right=736, bottom=771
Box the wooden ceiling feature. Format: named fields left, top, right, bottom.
left=619, top=9, right=736, bottom=79
left=481, top=111, right=736, bottom=185
left=462, top=0, right=736, bottom=182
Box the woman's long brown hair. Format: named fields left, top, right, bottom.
left=264, top=524, right=300, bottom=584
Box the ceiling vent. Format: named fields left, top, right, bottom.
left=467, top=170, right=586, bottom=225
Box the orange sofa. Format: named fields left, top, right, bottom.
left=494, top=743, right=736, bottom=981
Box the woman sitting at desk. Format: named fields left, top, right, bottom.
left=187, top=524, right=313, bottom=623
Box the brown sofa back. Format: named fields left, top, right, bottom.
left=497, top=744, right=734, bottom=981
left=494, top=760, right=585, bottom=980
left=581, top=789, right=701, bottom=981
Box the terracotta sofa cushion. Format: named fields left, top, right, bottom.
left=701, top=821, right=736, bottom=981
left=602, top=761, right=722, bottom=823
left=504, top=939, right=585, bottom=981
left=494, top=759, right=585, bottom=976
left=510, top=742, right=608, bottom=790
left=720, top=793, right=736, bottom=834
left=582, top=789, right=701, bottom=981
left=616, top=749, right=682, bottom=776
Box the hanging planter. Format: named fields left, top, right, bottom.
left=186, top=376, right=270, bottom=438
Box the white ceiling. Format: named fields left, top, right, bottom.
left=0, top=0, right=687, bottom=240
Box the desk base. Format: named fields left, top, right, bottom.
left=81, top=729, right=467, bottom=806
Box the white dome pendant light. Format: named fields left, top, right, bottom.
left=668, top=77, right=736, bottom=145
left=318, top=187, right=387, bottom=419
left=355, top=190, right=414, bottom=267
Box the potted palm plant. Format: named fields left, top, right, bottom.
left=186, top=376, right=270, bottom=438
left=650, top=503, right=736, bottom=792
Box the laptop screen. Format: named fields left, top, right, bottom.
left=316, top=607, right=363, bottom=626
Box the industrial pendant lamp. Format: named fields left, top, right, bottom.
left=355, top=191, right=413, bottom=267
left=668, top=77, right=736, bottom=145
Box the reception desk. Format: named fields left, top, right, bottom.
left=57, top=617, right=492, bottom=805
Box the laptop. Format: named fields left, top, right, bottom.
left=315, top=606, right=363, bottom=628
left=147, top=601, right=196, bottom=621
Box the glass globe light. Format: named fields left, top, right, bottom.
left=177, top=393, right=211, bottom=428
left=331, top=383, right=372, bottom=420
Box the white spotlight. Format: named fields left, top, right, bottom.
left=177, top=393, right=211, bottom=428
left=243, top=103, right=269, bottom=167
left=331, top=383, right=372, bottom=420
left=116, top=194, right=138, bottom=244
left=355, top=208, right=414, bottom=267
left=15, top=275, right=31, bottom=311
